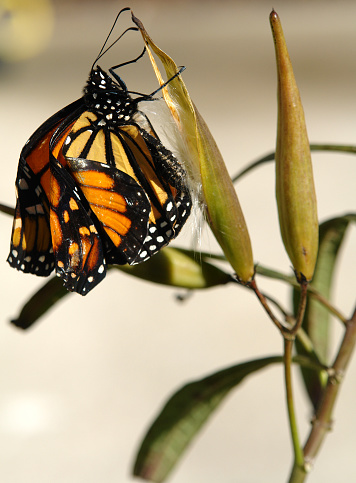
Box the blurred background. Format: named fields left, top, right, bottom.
left=1, top=0, right=356, bottom=482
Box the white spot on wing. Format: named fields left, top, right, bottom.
left=19, top=179, right=29, bottom=190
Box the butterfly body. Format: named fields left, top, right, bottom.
left=8, top=56, right=191, bottom=295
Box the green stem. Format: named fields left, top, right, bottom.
left=232, top=143, right=356, bottom=183
left=288, top=462, right=308, bottom=483
left=309, top=143, right=356, bottom=154
left=284, top=338, right=304, bottom=469
left=284, top=282, right=308, bottom=476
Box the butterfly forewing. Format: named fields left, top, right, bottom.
left=7, top=100, right=86, bottom=278
left=62, top=111, right=191, bottom=264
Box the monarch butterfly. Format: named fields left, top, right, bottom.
left=7, top=8, right=191, bottom=295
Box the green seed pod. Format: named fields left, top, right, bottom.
left=195, top=109, right=255, bottom=283
left=270, top=10, right=318, bottom=282
left=132, top=13, right=255, bottom=283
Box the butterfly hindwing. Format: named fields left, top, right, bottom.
left=49, top=156, right=106, bottom=295
left=66, top=157, right=151, bottom=264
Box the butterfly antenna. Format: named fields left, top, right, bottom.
left=91, top=7, right=132, bottom=69
left=94, top=27, right=140, bottom=67
left=148, top=66, right=186, bottom=97
left=127, top=66, right=186, bottom=104
left=109, top=46, right=146, bottom=76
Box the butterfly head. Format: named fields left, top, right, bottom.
left=84, top=66, right=136, bottom=124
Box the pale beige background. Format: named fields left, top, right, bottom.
left=1, top=1, right=356, bottom=482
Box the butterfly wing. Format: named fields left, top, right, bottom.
left=7, top=99, right=85, bottom=276
left=116, top=123, right=192, bottom=263
left=62, top=111, right=191, bottom=264
left=66, top=158, right=151, bottom=265
left=7, top=154, right=54, bottom=276
left=62, top=111, right=152, bottom=264
left=8, top=62, right=192, bottom=295
left=136, top=126, right=192, bottom=259
left=49, top=155, right=106, bottom=295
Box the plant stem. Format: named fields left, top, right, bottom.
left=303, top=306, right=356, bottom=458
left=232, top=143, right=356, bottom=183
left=288, top=462, right=308, bottom=483
left=249, top=279, right=285, bottom=332
left=284, top=338, right=304, bottom=469
left=254, top=265, right=347, bottom=324
left=288, top=281, right=308, bottom=336
left=306, top=286, right=347, bottom=325
left=283, top=281, right=308, bottom=477
left=288, top=306, right=356, bottom=483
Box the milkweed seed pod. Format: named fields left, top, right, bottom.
left=270, top=10, right=318, bottom=283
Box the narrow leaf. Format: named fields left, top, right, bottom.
left=133, top=355, right=315, bottom=482
left=11, top=275, right=69, bottom=329
left=11, top=248, right=231, bottom=329
left=0, top=202, right=15, bottom=216
left=116, top=247, right=231, bottom=289
left=294, top=214, right=356, bottom=409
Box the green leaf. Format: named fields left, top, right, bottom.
left=11, top=248, right=232, bottom=329
left=133, top=355, right=315, bottom=483
left=11, top=276, right=69, bottom=329
left=294, top=214, right=356, bottom=410
left=115, top=247, right=232, bottom=289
